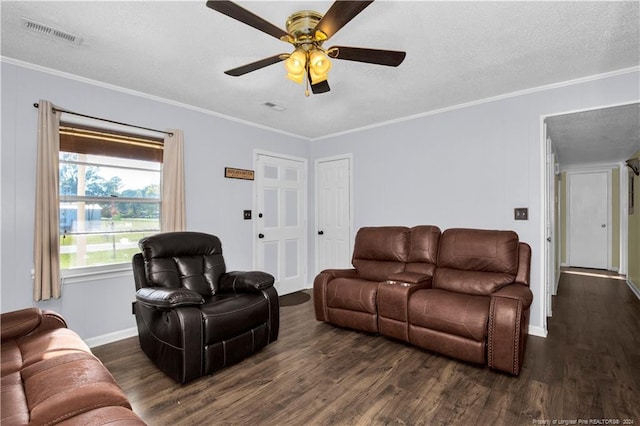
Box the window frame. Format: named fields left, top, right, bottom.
left=58, top=123, right=164, bottom=276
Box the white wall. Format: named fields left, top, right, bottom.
left=1, top=61, right=308, bottom=343
left=309, top=70, right=640, bottom=336
left=3, top=59, right=638, bottom=343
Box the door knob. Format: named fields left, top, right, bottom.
left=318, top=231, right=324, bottom=235
left=258, top=233, right=264, bottom=238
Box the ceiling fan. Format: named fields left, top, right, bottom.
left=205, top=0, right=406, bottom=96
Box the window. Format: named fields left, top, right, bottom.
left=59, top=125, right=163, bottom=270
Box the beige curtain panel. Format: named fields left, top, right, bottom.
left=34, top=100, right=61, bottom=301
left=161, top=129, right=186, bottom=232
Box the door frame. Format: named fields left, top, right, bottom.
left=565, top=167, right=612, bottom=270
left=619, top=163, right=629, bottom=275
left=253, top=149, right=308, bottom=291
left=544, top=131, right=557, bottom=317
left=314, top=153, right=354, bottom=276
left=541, top=101, right=635, bottom=331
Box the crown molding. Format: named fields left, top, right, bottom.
left=3, top=56, right=637, bottom=143
left=1, top=56, right=310, bottom=141
left=311, top=66, right=640, bottom=142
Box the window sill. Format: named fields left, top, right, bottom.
left=61, top=263, right=133, bottom=285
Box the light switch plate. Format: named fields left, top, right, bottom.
left=514, top=208, right=528, bottom=220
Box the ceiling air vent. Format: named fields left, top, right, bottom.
left=21, top=17, right=83, bottom=45
left=263, top=102, right=286, bottom=112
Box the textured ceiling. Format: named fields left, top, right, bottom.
left=547, top=103, right=640, bottom=169
left=1, top=1, right=639, bottom=153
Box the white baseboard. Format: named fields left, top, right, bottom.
left=528, top=325, right=548, bottom=338
left=85, top=327, right=138, bottom=348
left=626, top=279, right=640, bottom=300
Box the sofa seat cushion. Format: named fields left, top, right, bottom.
left=202, top=292, right=269, bottom=344
left=19, top=352, right=132, bottom=426
left=327, top=278, right=379, bottom=314
left=408, top=289, right=491, bottom=342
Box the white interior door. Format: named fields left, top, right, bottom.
left=315, top=155, right=352, bottom=274
left=568, top=170, right=610, bottom=269
left=255, top=153, right=307, bottom=295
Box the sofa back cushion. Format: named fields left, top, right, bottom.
left=404, top=225, right=441, bottom=275
left=434, top=228, right=519, bottom=295
left=139, top=232, right=226, bottom=297
left=352, top=227, right=410, bottom=281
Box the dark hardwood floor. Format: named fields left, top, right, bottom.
left=93, top=270, right=640, bottom=425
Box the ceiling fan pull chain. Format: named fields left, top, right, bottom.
left=304, top=75, right=310, bottom=97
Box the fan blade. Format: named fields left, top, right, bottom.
left=314, top=1, right=374, bottom=40
left=224, top=54, right=286, bottom=76
left=309, top=75, right=331, bottom=94
left=206, top=0, right=289, bottom=40
left=328, top=46, right=406, bottom=67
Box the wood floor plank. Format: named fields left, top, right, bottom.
left=93, top=270, right=640, bottom=425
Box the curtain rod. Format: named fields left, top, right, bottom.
left=33, top=103, right=173, bottom=137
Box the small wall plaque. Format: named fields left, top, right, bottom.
left=225, top=167, right=254, bottom=180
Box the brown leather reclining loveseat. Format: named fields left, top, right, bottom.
left=314, top=226, right=532, bottom=375
left=1, top=307, right=145, bottom=425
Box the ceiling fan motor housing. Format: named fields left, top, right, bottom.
left=285, top=10, right=324, bottom=48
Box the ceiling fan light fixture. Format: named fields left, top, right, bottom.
left=285, top=49, right=306, bottom=84
left=287, top=71, right=305, bottom=84
left=309, top=66, right=328, bottom=84
left=309, top=50, right=331, bottom=76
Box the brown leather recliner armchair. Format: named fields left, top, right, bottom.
left=132, top=232, right=279, bottom=384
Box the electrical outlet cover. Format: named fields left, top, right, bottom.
left=514, top=208, right=528, bottom=220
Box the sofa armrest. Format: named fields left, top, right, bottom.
left=378, top=278, right=432, bottom=342
left=492, top=284, right=533, bottom=309
left=313, top=269, right=358, bottom=322
left=132, top=253, right=148, bottom=291
left=317, top=268, right=359, bottom=281
left=1, top=308, right=67, bottom=342
left=515, top=243, right=531, bottom=286
left=387, top=271, right=433, bottom=286
left=219, top=271, right=275, bottom=293
left=488, top=284, right=533, bottom=375
left=136, top=287, right=204, bottom=309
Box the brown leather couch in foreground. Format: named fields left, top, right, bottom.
left=1, top=307, right=145, bottom=425
left=314, top=226, right=532, bottom=375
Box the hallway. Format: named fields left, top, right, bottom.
left=527, top=268, right=640, bottom=421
